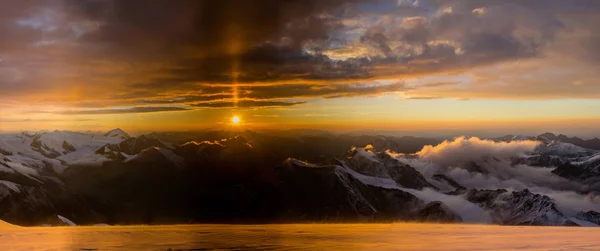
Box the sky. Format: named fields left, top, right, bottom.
left=1, top=0, right=600, bottom=137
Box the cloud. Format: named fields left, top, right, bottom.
left=403, top=187, right=493, bottom=223
left=44, top=106, right=190, bottom=115
left=393, top=136, right=600, bottom=216
left=139, top=94, right=233, bottom=104
left=416, top=136, right=540, bottom=166
left=404, top=57, right=600, bottom=100
left=541, top=190, right=600, bottom=216
left=396, top=136, right=578, bottom=190
left=2, top=0, right=600, bottom=111
left=408, top=137, right=574, bottom=191
left=190, top=100, right=307, bottom=108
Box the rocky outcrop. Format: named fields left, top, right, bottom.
left=432, top=174, right=466, bottom=193
left=95, top=135, right=168, bottom=160
left=0, top=148, right=12, bottom=156
left=513, top=154, right=568, bottom=167
left=30, top=135, right=61, bottom=158
left=279, top=159, right=424, bottom=222
left=552, top=163, right=589, bottom=180
left=0, top=181, right=98, bottom=226
left=576, top=211, right=600, bottom=225
left=116, top=135, right=167, bottom=155
left=62, top=141, right=76, bottom=153
left=466, top=189, right=578, bottom=226
left=417, top=201, right=462, bottom=223
left=343, top=146, right=435, bottom=190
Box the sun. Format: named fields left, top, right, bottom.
left=232, top=116, right=240, bottom=125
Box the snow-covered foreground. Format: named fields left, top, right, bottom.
left=0, top=224, right=599, bottom=250
left=0, top=220, right=17, bottom=229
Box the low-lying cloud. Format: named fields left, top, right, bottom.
left=392, top=136, right=600, bottom=216
left=416, top=136, right=540, bottom=167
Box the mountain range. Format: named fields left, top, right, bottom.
left=0, top=129, right=599, bottom=226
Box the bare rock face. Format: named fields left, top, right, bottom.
left=0, top=181, right=98, bottom=226
left=95, top=135, right=168, bottom=160
left=279, top=159, right=424, bottom=222
left=117, top=135, right=167, bottom=155
left=576, top=211, right=600, bottom=225
left=552, top=163, right=589, bottom=180
left=279, top=158, right=469, bottom=223
left=466, top=189, right=578, bottom=226
left=30, top=134, right=61, bottom=158
left=343, top=146, right=435, bottom=190
left=432, top=174, right=466, bottom=193
left=0, top=148, right=12, bottom=156
left=551, top=153, right=600, bottom=188
left=62, top=141, right=76, bottom=153
left=417, top=201, right=462, bottom=223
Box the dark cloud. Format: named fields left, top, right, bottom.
left=140, top=94, right=233, bottom=104
left=136, top=82, right=406, bottom=104
left=191, top=100, right=307, bottom=108
left=61, top=0, right=564, bottom=84
left=242, top=82, right=407, bottom=99
left=158, top=44, right=373, bottom=84
left=66, top=0, right=357, bottom=56
left=45, top=106, right=190, bottom=115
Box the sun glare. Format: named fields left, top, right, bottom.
left=232, top=116, right=240, bottom=125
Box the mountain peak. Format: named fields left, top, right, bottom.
left=104, top=128, right=130, bottom=139
left=538, top=132, right=557, bottom=139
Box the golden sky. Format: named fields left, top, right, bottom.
left=1, top=0, right=600, bottom=136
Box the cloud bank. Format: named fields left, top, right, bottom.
left=416, top=136, right=540, bottom=166
left=394, top=137, right=600, bottom=216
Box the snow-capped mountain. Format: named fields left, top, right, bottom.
left=571, top=152, right=600, bottom=173
left=0, top=130, right=599, bottom=226
left=0, top=130, right=126, bottom=173
left=0, top=129, right=178, bottom=225
left=552, top=152, right=600, bottom=185
left=104, top=128, right=130, bottom=140
left=343, top=145, right=434, bottom=189
left=344, top=144, right=600, bottom=226
left=466, top=189, right=582, bottom=226
left=495, top=132, right=600, bottom=151
left=493, top=133, right=600, bottom=188
left=535, top=141, right=593, bottom=156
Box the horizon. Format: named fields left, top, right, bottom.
left=2, top=126, right=600, bottom=141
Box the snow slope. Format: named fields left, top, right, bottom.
left=0, top=129, right=130, bottom=180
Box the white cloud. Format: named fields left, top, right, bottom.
left=393, top=136, right=600, bottom=217
left=416, top=136, right=540, bottom=167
